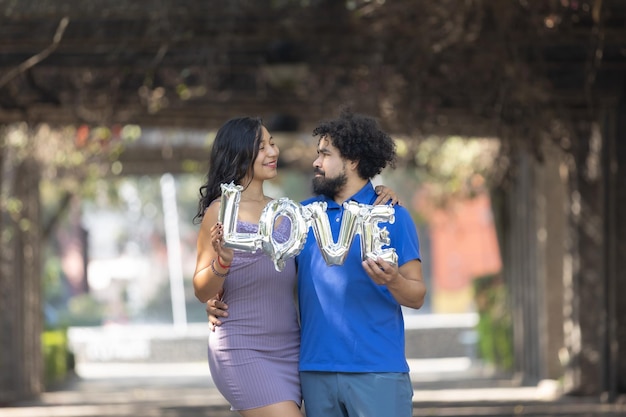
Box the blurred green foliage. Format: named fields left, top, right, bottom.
left=42, top=329, right=74, bottom=387
left=473, top=273, right=513, bottom=371
left=413, top=136, right=500, bottom=205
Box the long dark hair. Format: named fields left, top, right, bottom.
left=193, top=117, right=263, bottom=223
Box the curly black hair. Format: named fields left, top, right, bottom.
left=312, top=109, right=396, bottom=179
left=193, top=116, right=263, bottom=223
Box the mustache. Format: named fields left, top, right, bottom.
left=314, top=167, right=325, bottom=176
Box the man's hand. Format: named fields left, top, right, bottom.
left=362, top=256, right=399, bottom=286
left=363, top=256, right=426, bottom=309
left=206, top=297, right=229, bottom=331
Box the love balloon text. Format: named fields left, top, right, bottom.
left=218, top=182, right=397, bottom=271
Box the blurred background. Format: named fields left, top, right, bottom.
left=1, top=0, right=625, bottom=410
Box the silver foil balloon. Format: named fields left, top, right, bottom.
left=219, top=182, right=262, bottom=252
left=360, top=204, right=397, bottom=266
left=305, top=201, right=360, bottom=266
left=305, top=201, right=397, bottom=267
left=259, top=198, right=311, bottom=271
left=217, top=182, right=398, bottom=270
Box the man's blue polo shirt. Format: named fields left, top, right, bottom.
left=297, top=181, right=421, bottom=373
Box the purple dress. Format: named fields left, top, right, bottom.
left=207, top=220, right=301, bottom=411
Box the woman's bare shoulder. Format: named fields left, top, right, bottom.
left=201, top=199, right=221, bottom=224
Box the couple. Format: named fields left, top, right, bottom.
left=192, top=110, right=427, bottom=417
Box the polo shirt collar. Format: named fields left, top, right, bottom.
left=315, top=181, right=376, bottom=209
left=350, top=181, right=377, bottom=205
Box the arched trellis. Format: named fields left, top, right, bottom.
left=1, top=0, right=625, bottom=402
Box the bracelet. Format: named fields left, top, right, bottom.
left=210, top=259, right=229, bottom=278
left=217, top=256, right=231, bottom=269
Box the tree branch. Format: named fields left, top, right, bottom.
left=0, top=17, right=70, bottom=89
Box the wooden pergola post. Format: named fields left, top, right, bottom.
left=0, top=129, right=43, bottom=403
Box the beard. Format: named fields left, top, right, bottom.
left=312, top=172, right=347, bottom=198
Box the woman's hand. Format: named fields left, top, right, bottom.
left=211, top=222, right=234, bottom=265
left=374, top=185, right=402, bottom=206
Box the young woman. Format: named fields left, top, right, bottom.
left=192, top=116, right=397, bottom=417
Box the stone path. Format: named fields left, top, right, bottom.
left=3, top=360, right=626, bottom=417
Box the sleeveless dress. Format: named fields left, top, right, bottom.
left=207, top=220, right=301, bottom=411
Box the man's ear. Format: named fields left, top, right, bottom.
left=348, top=159, right=359, bottom=173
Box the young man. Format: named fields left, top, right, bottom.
left=296, top=110, right=426, bottom=417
